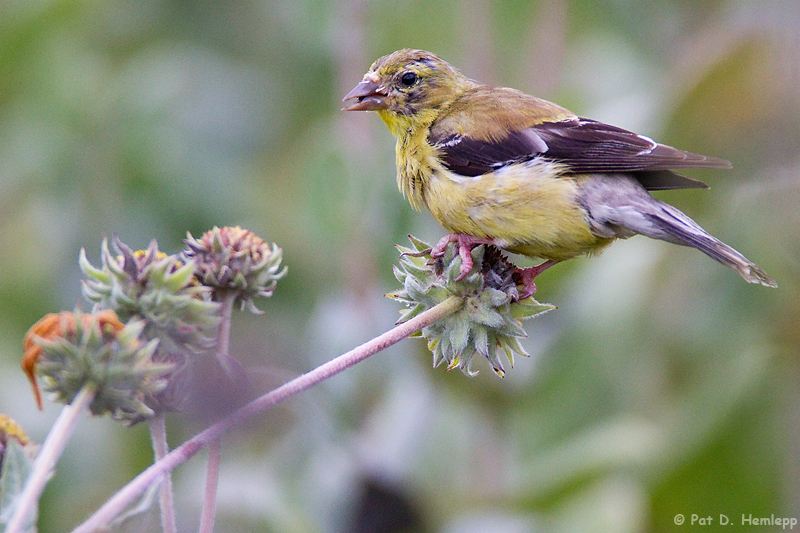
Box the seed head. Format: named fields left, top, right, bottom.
left=388, top=236, right=555, bottom=377
left=22, top=310, right=173, bottom=422
left=183, top=226, right=287, bottom=313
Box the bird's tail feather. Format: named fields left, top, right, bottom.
left=643, top=201, right=777, bottom=287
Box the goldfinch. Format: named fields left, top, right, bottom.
left=343, top=49, right=776, bottom=295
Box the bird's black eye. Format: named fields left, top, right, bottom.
left=400, top=71, right=418, bottom=87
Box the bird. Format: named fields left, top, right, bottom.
left=342, top=48, right=776, bottom=296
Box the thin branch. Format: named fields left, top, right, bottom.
left=214, top=292, right=237, bottom=380
left=198, top=292, right=236, bottom=533
left=148, top=413, right=176, bottom=533
left=198, top=440, right=222, bottom=533
left=71, top=295, right=463, bottom=533
left=6, top=385, right=97, bottom=533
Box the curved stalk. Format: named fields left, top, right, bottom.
left=71, top=296, right=463, bottom=533
left=6, top=385, right=96, bottom=533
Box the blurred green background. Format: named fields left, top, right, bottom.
left=1, top=0, right=798, bottom=531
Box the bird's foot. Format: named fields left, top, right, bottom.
left=404, top=234, right=558, bottom=297
left=514, top=260, right=559, bottom=299
left=430, top=234, right=497, bottom=280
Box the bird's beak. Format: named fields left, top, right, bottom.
left=342, top=80, right=388, bottom=111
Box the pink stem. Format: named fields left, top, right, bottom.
left=71, top=296, right=463, bottom=533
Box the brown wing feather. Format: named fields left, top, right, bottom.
left=430, top=116, right=730, bottom=190
left=535, top=118, right=731, bottom=173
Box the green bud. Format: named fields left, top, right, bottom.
left=388, top=236, right=555, bottom=377
left=182, top=226, right=287, bottom=314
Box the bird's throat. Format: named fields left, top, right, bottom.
left=380, top=109, right=443, bottom=212
left=396, top=138, right=428, bottom=211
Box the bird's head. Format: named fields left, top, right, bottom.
left=343, top=49, right=469, bottom=135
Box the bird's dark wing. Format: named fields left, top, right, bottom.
left=429, top=127, right=549, bottom=177
left=534, top=118, right=731, bottom=175
left=430, top=117, right=731, bottom=190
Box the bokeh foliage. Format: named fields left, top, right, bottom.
left=1, top=0, right=798, bottom=531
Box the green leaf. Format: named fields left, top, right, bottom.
left=480, top=287, right=511, bottom=308
left=426, top=286, right=451, bottom=303
left=511, top=298, right=556, bottom=319
left=392, top=264, right=407, bottom=284
left=401, top=261, right=433, bottom=281
left=406, top=234, right=432, bottom=253
left=0, top=439, right=36, bottom=528
left=500, top=335, right=529, bottom=359
left=473, top=325, right=489, bottom=357
left=468, top=299, right=506, bottom=328
left=79, top=247, right=112, bottom=284
left=396, top=303, right=426, bottom=324
left=164, top=259, right=196, bottom=293
left=448, top=311, right=470, bottom=354
left=501, top=316, right=527, bottom=338
left=444, top=252, right=464, bottom=282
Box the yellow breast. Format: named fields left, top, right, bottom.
left=421, top=159, right=610, bottom=261
left=386, top=113, right=610, bottom=262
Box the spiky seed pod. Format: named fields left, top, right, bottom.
left=387, top=236, right=555, bottom=377
left=182, top=226, right=287, bottom=313
left=80, top=236, right=220, bottom=354
left=22, top=311, right=174, bottom=422
left=22, top=310, right=122, bottom=410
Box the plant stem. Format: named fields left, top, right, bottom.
left=6, top=385, right=96, bottom=533
left=71, top=296, right=463, bottom=533
left=148, top=413, right=176, bottom=533
left=198, top=292, right=235, bottom=533
left=214, top=292, right=237, bottom=380
left=198, top=439, right=221, bottom=533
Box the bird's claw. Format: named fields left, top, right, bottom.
left=514, top=268, right=538, bottom=299
left=409, top=234, right=560, bottom=298
left=405, top=233, right=560, bottom=295
left=455, top=243, right=474, bottom=280
left=430, top=234, right=460, bottom=258
left=430, top=234, right=497, bottom=281
left=513, top=260, right=559, bottom=300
